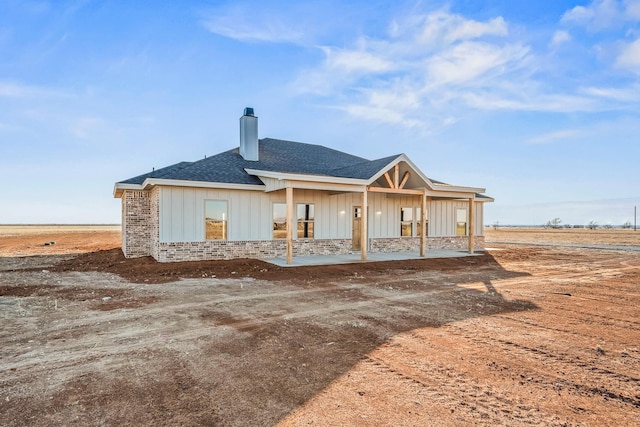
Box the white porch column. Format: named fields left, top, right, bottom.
left=420, top=191, right=427, bottom=257
left=361, top=189, right=368, bottom=261
left=286, top=186, right=294, bottom=264
left=468, top=195, right=475, bottom=254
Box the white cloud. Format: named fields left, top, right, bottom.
left=400, top=10, right=507, bottom=46
left=561, top=0, right=640, bottom=29
left=626, top=0, right=640, bottom=19
left=0, top=81, right=55, bottom=97
left=426, top=41, right=529, bottom=86
left=200, top=2, right=330, bottom=45
left=202, top=14, right=304, bottom=44
left=341, top=104, right=423, bottom=128
left=550, top=30, right=571, bottom=47
left=293, top=7, right=621, bottom=127
left=561, top=0, right=621, bottom=29
left=288, top=4, right=640, bottom=130
left=616, top=36, right=640, bottom=70
left=462, top=90, right=598, bottom=113
left=323, top=47, right=395, bottom=74
left=582, top=82, right=640, bottom=100
left=294, top=10, right=540, bottom=125
left=526, top=129, right=582, bottom=145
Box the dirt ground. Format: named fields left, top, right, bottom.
left=1, top=227, right=639, bottom=426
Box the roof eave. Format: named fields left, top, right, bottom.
left=113, top=178, right=265, bottom=198
left=244, top=168, right=370, bottom=186
left=432, top=183, right=487, bottom=194
left=113, top=183, right=142, bottom=198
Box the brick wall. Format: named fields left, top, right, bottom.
left=153, top=236, right=484, bottom=262
left=370, top=236, right=485, bottom=252
left=155, top=238, right=356, bottom=262
left=149, top=187, right=160, bottom=260
left=121, top=190, right=153, bottom=258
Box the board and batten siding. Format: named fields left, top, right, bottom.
left=158, top=186, right=484, bottom=243
left=427, top=200, right=484, bottom=237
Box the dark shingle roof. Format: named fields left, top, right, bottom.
left=118, top=138, right=404, bottom=185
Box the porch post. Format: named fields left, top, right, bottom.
left=420, top=191, right=427, bottom=257
left=361, top=189, right=368, bottom=261
left=468, top=195, right=475, bottom=254
left=286, top=186, right=294, bottom=264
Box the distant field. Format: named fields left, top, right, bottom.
left=0, top=225, right=121, bottom=256
left=0, top=225, right=120, bottom=237
left=485, top=227, right=640, bottom=246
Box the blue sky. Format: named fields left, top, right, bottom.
left=1, top=0, right=639, bottom=226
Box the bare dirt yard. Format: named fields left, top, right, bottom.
left=1, top=226, right=639, bottom=426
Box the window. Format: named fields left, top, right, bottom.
left=297, top=204, right=314, bottom=238
left=205, top=200, right=227, bottom=240
left=400, top=207, right=413, bottom=237
left=456, top=208, right=467, bottom=236
left=273, top=203, right=286, bottom=239
left=402, top=207, right=428, bottom=237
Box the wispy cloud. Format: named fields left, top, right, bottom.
left=561, top=0, right=623, bottom=30
left=202, top=13, right=304, bottom=44
left=550, top=30, right=571, bottom=47
left=526, top=129, right=582, bottom=145
left=616, top=37, right=640, bottom=71
left=200, top=3, right=322, bottom=44
left=0, top=81, right=70, bottom=98
left=525, top=114, right=640, bottom=146
left=582, top=82, right=640, bottom=101
left=292, top=6, right=617, bottom=129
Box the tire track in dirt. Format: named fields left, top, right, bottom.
left=497, top=314, right=640, bottom=344
left=361, top=353, right=544, bottom=423
left=443, top=323, right=640, bottom=409
left=523, top=303, right=640, bottom=330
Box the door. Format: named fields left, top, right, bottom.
left=352, top=207, right=362, bottom=250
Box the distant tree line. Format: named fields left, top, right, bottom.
left=537, top=219, right=633, bottom=229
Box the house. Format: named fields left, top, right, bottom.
left=113, top=108, right=493, bottom=263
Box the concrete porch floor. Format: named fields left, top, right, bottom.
left=266, top=249, right=483, bottom=267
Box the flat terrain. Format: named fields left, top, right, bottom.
left=0, top=225, right=120, bottom=257
left=1, top=226, right=639, bottom=426
left=485, top=227, right=640, bottom=247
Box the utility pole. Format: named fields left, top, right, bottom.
left=635, top=205, right=637, bottom=231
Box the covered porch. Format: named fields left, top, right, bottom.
left=248, top=157, right=482, bottom=265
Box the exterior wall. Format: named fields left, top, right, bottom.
left=149, top=187, right=161, bottom=260
left=427, top=200, right=484, bottom=237
left=121, top=190, right=152, bottom=258
left=122, top=185, right=488, bottom=262
left=158, top=186, right=485, bottom=243
left=159, top=186, right=364, bottom=242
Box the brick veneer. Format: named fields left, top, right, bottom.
left=370, top=236, right=485, bottom=252
left=155, top=238, right=355, bottom=262
left=122, top=190, right=152, bottom=258
left=152, top=237, right=484, bottom=262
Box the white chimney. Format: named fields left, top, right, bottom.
left=239, top=107, right=258, bottom=161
